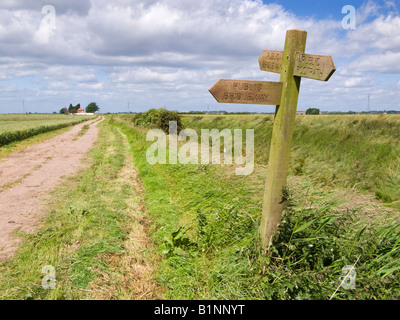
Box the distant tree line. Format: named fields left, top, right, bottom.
left=59, top=102, right=99, bottom=115
left=306, top=108, right=320, bottom=115
left=323, top=110, right=396, bottom=115
left=179, top=111, right=271, bottom=115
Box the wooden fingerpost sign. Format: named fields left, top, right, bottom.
left=209, top=29, right=336, bottom=251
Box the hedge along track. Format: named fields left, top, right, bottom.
left=0, top=117, right=91, bottom=148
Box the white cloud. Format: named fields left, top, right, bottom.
left=0, top=0, right=92, bottom=16
left=84, top=0, right=293, bottom=60
left=48, top=81, right=70, bottom=90
left=384, top=0, right=399, bottom=15
left=0, top=84, right=18, bottom=92
left=42, top=65, right=97, bottom=82
left=344, top=77, right=370, bottom=88
left=345, top=15, right=400, bottom=53
left=357, top=0, right=381, bottom=25
left=77, top=82, right=104, bottom=90
left=351, top=51, right=400, bottom=73
left=0, top=0, right=399, bottom=113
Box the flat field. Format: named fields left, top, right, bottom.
left=0, top=114, right=92, bottom=133
left=0, top=114, right=94, bottom=147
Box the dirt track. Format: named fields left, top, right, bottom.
left=0, top=117, right=103, bottom=261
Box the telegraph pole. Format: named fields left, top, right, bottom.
left=367, top=94, right=370, bottom=113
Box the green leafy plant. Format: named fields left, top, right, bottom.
left=163, top=227, right=197, bottom=257
left=131, top=108, right=183, bottom=133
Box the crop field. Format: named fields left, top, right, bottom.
left=1, top=112, right=399, bottom=301
left=0, top=114, right=94, bottom=147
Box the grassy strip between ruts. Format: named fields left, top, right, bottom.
left=0, top=119, right=160, bottom=299
left=113, top=115, right=400, bottom=300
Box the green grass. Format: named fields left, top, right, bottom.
left=183, top=114, right=400, bottom=208
left=2, top=114, right=399, bottom=300
left=73, top=125, right=90, bottom=141
left=0, top=114, right=93, bottom=134
left=0, top=119, right=154, bottom=300
left=112, top=114, right=400, bottom=300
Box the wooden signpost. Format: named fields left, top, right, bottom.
left=209, top=29, right=336, bottom=251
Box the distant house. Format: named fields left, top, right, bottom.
left=73, top=107, right=95, bottom=116
left=296, top=110, right=306, bottom=115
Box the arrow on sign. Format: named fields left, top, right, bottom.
left=259, top=50, right=336, bottom=81
left=294, top=53, right=336, bottom=81
left=209, top=79, right=283, bottom=105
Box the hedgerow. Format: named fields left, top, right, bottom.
left=0, top=118, right=89, bottom=147
left=131, top=108, right=183, bottom=133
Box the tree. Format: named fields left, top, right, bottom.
left=157, top=108, right=183, bottom=133
left=306, top=108, right=320, bottom=115
left=68, top=103, right=80, bottom=114
left=59, top=107, right=68, bottom=115
left=86, top=102, right=99, bottom=113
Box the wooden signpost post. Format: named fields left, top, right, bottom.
left=209, top=29, right=336, bottom=251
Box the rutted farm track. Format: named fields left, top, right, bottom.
left=0, top=117, right=104, bottom=261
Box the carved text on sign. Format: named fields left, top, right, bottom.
left=294, top=53, right=335, bottom=81
left=209, top=79, right=283, bottom=105
left=259, top=50, right=336, bottom=81
left=258, top=50, right=283, bottom=74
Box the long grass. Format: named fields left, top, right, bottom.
left=113, top=114, right=400, bottom=300
left=183, top=114, right=400, bottom=208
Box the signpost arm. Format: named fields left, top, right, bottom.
left=259, top=29, right=307, bottom=250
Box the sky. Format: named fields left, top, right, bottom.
left=0, top=0, right=399, bottom=114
